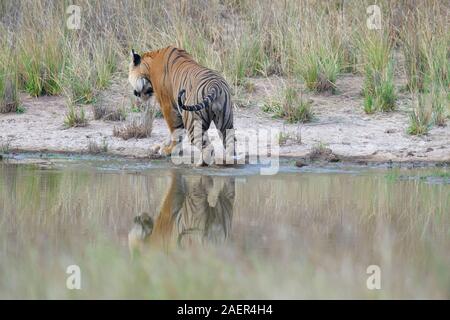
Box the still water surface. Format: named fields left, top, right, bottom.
left=0, top=156, right=449, bottom=298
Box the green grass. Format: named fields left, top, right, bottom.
left=0, top=40, right=20, bottom=113
left=277, top=129, right=301, bottom=146
left=17, top=32, right=65, bottom=97
left=401, top=31, right=429, bottom=93
left=87, top=138, right=108, bottom=154
left=15, top=105, right=25, bottom=114
left=363, top=94, right=374, bottom=114
left=62, top=47, right=98, bottom=105
left=93, top=40, right=119, bottom=90
left=385, top=169, right=450, bottom=183
left=64, top=105, right=88, bottom=128
left=0, top=0, right=447, bottom=121
left=263, top=84, right=313, bottom=123
left=297, top=47, right=340, bottom=93
left=358, top=33, right=396, bottom=113
left=431, top=84, right=447, bottom=127
left=0, top=69, right=20, bottom=113
left=407, top=94, right=432, bottom=135
left=399, top=6, right=449, bottom=94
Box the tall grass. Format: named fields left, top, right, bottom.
left=64, top=105, right=88, bottom=128
left=17, top=31, right=66, bottom=96
left=0, top=0, right=447, bottom=113
left=0, top=34, right=20, bottom=113
left=357, top=32, right=396, bottom=113
left=263, top=82, right=313, bottom=123
left=408, top=94, right=432, bottom=135
left=399, top=5, right=449, bottom=93
left=431, top=84, right=447, bottom=127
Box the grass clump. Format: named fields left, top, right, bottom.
left=93, top=104, right=127, bottom=121
left=431, top=85, right=447, bottom=127
left=297, top=47, right=340, bottom=93
left=87, top=138, right=108, bottom=154
left=62, top=47, right=98, bottom=105
left=62, top=39, right=118, bottom=106
left=93, top=97, right=127, bottom=121
left=277, top=128, right=301, bottom=146
left=113, top=105, right=155, bottom=140
left=263, top=83, right=313, bottom=123
left=64, top=105, right=88, bottom=128
left=17, top=31, right=65, bottom=97
left=0, top=71, right=20, bottom=113
left=113, top=122, right=150, bottom=140
left=407, top=94, right=432, bottom=135
left=399, top=6, right=449, bottom=93
left=358, top=34, right=396, bottom=113
left=0, top=42, right=20, bottom=113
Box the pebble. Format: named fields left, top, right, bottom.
left=295, top=160, right=307, bottom=168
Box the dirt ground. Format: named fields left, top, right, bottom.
left=1, top=75, right=449, bottom=164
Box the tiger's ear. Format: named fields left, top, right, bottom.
left=131, top=49, right=141, bottom=66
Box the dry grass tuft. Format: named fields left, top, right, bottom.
left=113, top=104, right=155, bottom=140
left=64, top=105, right=88, bottom=128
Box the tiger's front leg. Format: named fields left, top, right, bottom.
left=157, top=102, right=184, bottom=157
left=150, top=138, right=171, bottom=155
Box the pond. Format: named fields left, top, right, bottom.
left=0, top=155, right=449, bottom=299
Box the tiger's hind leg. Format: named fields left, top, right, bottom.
left=221, top=127, right=237, bottom=165
left=213, top=103, right=236, bottom=165
left=185, top=113, right=214, bottom=167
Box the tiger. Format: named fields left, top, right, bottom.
left=128, top=46, right=236, bottom=166
left=128, top=170, right=235, bottom=253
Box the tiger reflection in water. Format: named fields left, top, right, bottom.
left=128, top=171, right=235, bottom=253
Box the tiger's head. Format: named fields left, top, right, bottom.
left=128, top=49, right=154, bottom=102
left=128, top=213, right=154, bottom=253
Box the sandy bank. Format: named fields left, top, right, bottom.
left=1, top=75, right=449, bottom=165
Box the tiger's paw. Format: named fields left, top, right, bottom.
left=161, top=145, right=175, bottom=157
left=148, top=145, right=163, bottom=159
left=149, top=144, right=162, bottom=154
left=196, top=145, right=215, bottom=167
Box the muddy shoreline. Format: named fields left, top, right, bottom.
left=2, top=150, right=449, bottom=170
left=1, top=76, right=449, bottom=166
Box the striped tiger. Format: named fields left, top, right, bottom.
left=128, top=171, right=235, bottom=253
left=128, top=46, right=236, bottom=165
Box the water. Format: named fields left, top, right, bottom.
left=0, top=156, right=449, bottom=299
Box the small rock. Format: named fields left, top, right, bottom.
left=295, top=160, right=307, bottom=168
left=387, top=159, right=393, bottom=168
left=385, top=128, right=396, bottom=134
left=329, top=155, right=340, bottom=163
left=309, top=146, right=340, bottom=163
left=407, top=151, right=415, bottom=156
left=426, top=147, right=433, bottom=152
left=149, top=153, right=164, bottom=160
left=0, top=154, right=3, bottom=161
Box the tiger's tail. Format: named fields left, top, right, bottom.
left=177, top=88, right=218, bottom=112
